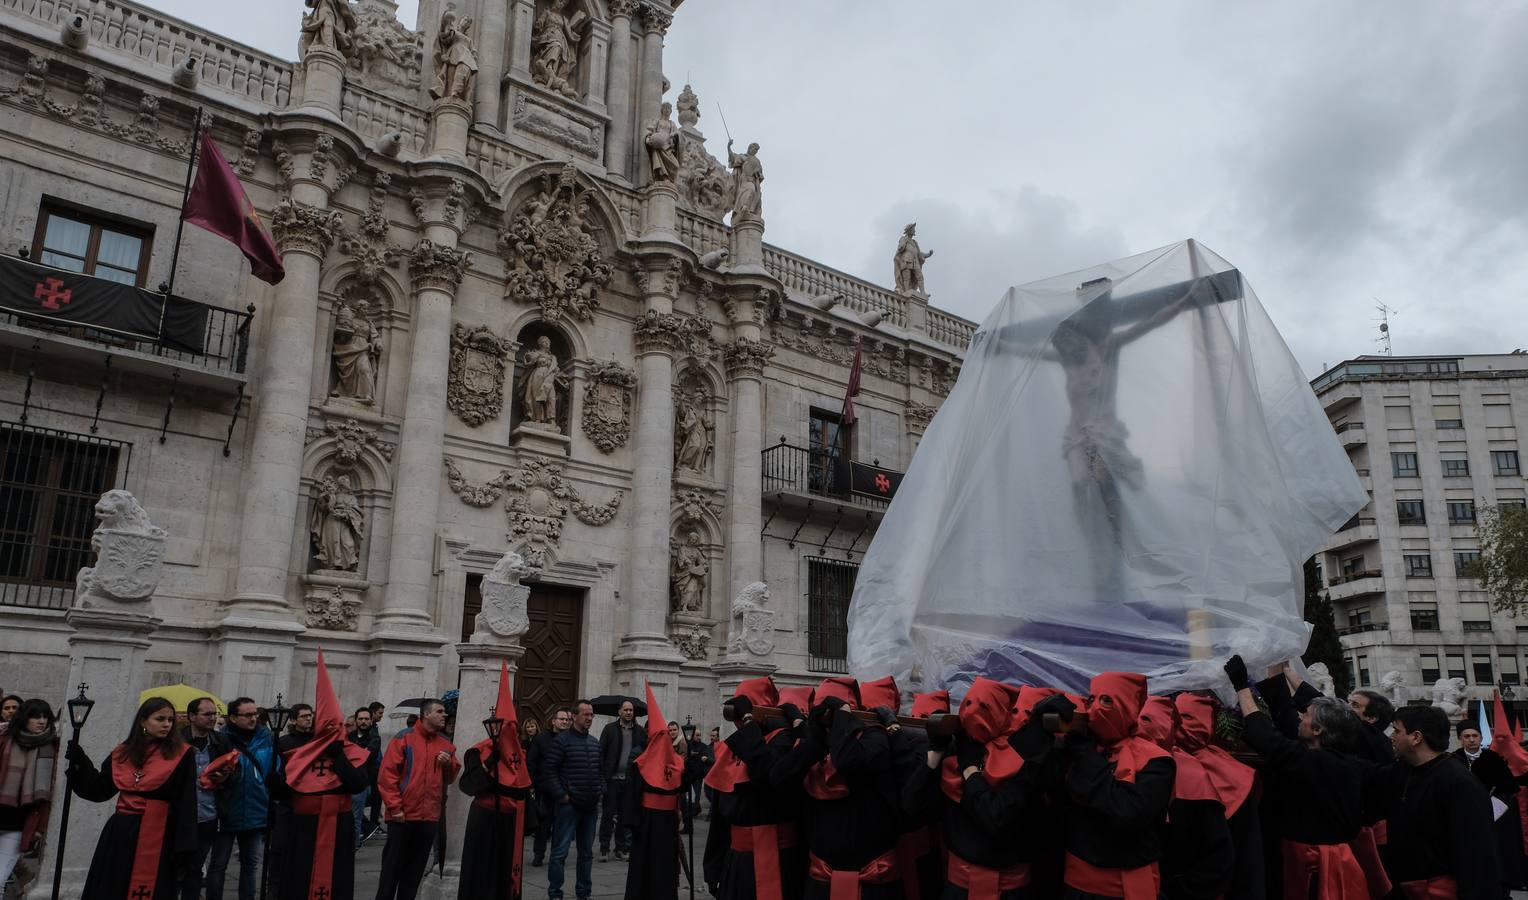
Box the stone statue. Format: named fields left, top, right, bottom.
left=674, top=397, right=713, bottom=472
left=1379, top=670, right=1407, bottom=704
left=1306, top=662, right=1336, bottom=698
left=1431, top=677, right=1468, bottom=722
left=311, top=474, right=365, bottom=571
left=531, top=0, right=587, bottom=100
left=676, top=83, right=700, bottom=128
left=475, top=549, right=531, bottom=639
left=893, top=222, right=934, bottom=294
left=670, top=531, right=708, bottom=613
left=644, top=102, right=681, bottom=183
left=727, top=140, right=763, bottom=223
left=330, top=302, right=381, bottom=404
left=74, top=490, right=167, bottom=609
left=430, top=6, right=478, bottom=102
left=521, top=335, right=569, bottom=427
left=300, top=0, right=356, bottom=58
left=727, top=582, right=775, bottom=657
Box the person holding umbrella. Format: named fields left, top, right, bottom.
left=375, top=697, right=458, bottom=900
left=457, top=661, right=534, bottom=900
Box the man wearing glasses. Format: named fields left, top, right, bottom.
left=177, top=697, right=234, bottom=900
left=205, top=697, right=277, bottom=900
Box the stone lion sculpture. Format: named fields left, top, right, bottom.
left=94, top=489, right=160, bottom=533
left=75, top=490, right=167, bottom=608
left=727, top=581, right=774, bottom=657
left=1379, top=670, right=1407, bottom=704
left=1431, top=677, right=1468, bottom=722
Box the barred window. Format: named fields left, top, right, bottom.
left=1, top=423, right=127, bottom=610
left=806, top=557, right=857, bottom=673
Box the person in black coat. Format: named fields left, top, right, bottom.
left=272, top=739, right=367, bottom=900
left=1456, top=721, right=1524, bottom=893
left=457, top=733, right=533, bottom=900
left=597, top=701, right=647, bottom=860
left=528, top=706, right=570, bottom=866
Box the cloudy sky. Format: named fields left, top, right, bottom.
left=151, top=1, right=1528, bottom=375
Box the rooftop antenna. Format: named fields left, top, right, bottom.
left=1375, top=300, right=1397, bottom=356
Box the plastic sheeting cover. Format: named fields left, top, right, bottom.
left=847, top=240, right=1366, bottom=696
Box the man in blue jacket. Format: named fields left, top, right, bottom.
left=205, top=696, right=277, bottom=900
left=542, top=699, right=603, bottom=900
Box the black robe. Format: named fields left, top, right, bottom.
left=770, top=711, right=905, bottom=900
left=1376, top=754, right=1499, bottom=900
left=1161, top=796, right=1234, bottom=900
left=1059, top=736, right=1175, bottom=900
left=1225, top=789, right=1266, bottom=900
left=888, top=726, right=943, bottom=900
left=623, top=764, right=682, bottom=900
left=1455, top=747, right=1523, bottom=891
left=703, top=721, right=806, bottom=900
left=69, top=748, right=198, bottom=900
left=457, top=746, right=533, bottom=900
left=271, top=738, right=368, bottom=900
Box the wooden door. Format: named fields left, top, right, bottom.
left=514, top=583, right=585, bottom=728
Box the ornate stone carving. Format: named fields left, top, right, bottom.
left=906, top=401, right=936, bottom=435
left=521, top=336, right=570, bottom=429
left=443, top=457, right=623, bottom=573
left=894, top=223, right=934, bottom=294
left=499, top=164, right=612, bottom=322
left=1431, top=677, right=1468, bottom=722
left=345, top=0, right=424, bottom=98
left=443, top=456, right=509, bottom=507
left=310, top=474, right=365, bottom=571
left=235, top=127, right=264, bottom=177
left=338, top=179, right=403, bottom=288
left=770, top=318, right=908, bottom=383
left=677, top=138, right=732, bottom=219
left=674, top=394, right=713, bottom=473
left=444, top=178, right=467, bottom=229
left=644, top=102, right=681, bottom=183
left=581, top=360, right=637, bottom=452
left=922, top=358, right=958, bottom=396
left=673, top=625, right=710, bottom=661
left=272, top=141, right=296, bottom=187
left=727, top=141, right=763, bottom=224
left=310, top=134, right=335, bottom=183
left=131, top=94, right=161, bottom=143
left=723, top=338, right=774, bottom=379
left=476, top=550, right=531, bottom=638
left=73, top=490, right=167, bottom=609
left=727, top=582, right=775, bottom=657
left=676, top=83, right=700, bottom=129
left=1380, top=670, right=1407, bottom=704
left=16, top=54, right=47, bottom=106
left=634, top=309, right=715, bottom=361
left=309, top=418, right=393, bottom=468
left=300, top=0, right=357, bottom=59
left=75, top=73, right=105, bottom=126
left=330, top=301, right=382, bottom=404
left=637, top=3, right=672, bottom=34
left=674, top=488, right=723, bottom=525
left=510, top=92, right=603, bottom=157
left=532, top=0, right=588, bottom=99
left=431, top=6, right=478, bottom=102
left=448, top=324, right=511, bottom=427
left=305, top=585, right=361, bottom=630
left=609, top=0, right=637, bottom=16
left=670, top=531, right=708, bottom=613
left=408, top=238, right=472, bottom=293
left=272, top=199, right=343, bottom=258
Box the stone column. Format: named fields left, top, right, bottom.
left=730, top=218, right=766, bottom=273
left=614, top=259, right=688, bottom=671
left=642, top=179, right=679, bottom=240
left=581, top=19, right=611, bottom=113
left=723, top=324, right=773, bottom=603
left=430, top=98, right=473, bottom=160
left=636, top=4, right=671, bottom=138
left=473, top=0, right=510, bottom=129
left=297, top=46, right=346, bottom=115
left=508, top=0, right=536, bottom=78
left=604, top=1, right=636, bottom=180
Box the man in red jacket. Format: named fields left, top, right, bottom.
left=374, top=699, right=459, bottom=900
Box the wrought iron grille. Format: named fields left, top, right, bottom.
left=0, top=422, right=129, bottom=610
left=806, top=556, right=859, bottom=673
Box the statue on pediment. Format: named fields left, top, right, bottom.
left=727, top=140, right=763, bottom=224
left=431, top=6, right=479, bottom=102
left=532, top=0, right=587, bottom=100
left=300, top=0, right=357, bottom=58
left=645, top=102, right=681, bottom=184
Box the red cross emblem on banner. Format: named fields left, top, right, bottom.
left=873, top=473, right=891, bottom=493
left=34, top=277, right=72, bottom=310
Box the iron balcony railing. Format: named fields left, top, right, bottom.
left=761, top=441, right=897, bottom=510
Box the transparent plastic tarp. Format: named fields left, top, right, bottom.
left=847, top=240, right=1366, bottom=695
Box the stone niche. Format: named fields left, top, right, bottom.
left=510, top=320, right=575, bottom=455
left=503, top=0, right=611, bottom=161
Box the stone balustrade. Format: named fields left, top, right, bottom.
left=340, top=81, right=428, bottom=157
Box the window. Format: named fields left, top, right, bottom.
left=1493, top=451, right=1521, bottom=476
left=808, top=409, right=850, bottom=496
left=1473, top=655, right=1494, bottom=684
left=1441, top=458, right=1470, bottom=478
left=1391, top=452, right=1419, bottom=478
left=1446, top=654, right=1466, bottom=680
left=1501, top=499, right=1528, bottom=512
left=1385, top=406, right=1414, bottom=428
left=1348, top=608, right=1372, bottom=627
left=1500, top=656, right=1520, bottom=686
left=1434, top=404, right=1463, bottom=431
left=31, top=203, right=151, bottom=286
left=1455, top=550, right=1481, bottom=577
left=1405, top=554, right=1433, bottom=578
left=1410, top=608, right=1439, bottom=631
left=1463, top=620, right=1493, bottom=633
left=1420, top=654, right=1441, bottom=684
left=1447, top=501, right=1476, bottom=525
left=0, top=424, right=124, bottom=609
left=807, top=557, right=857, bottom=672
left=1485, top=404, right=1513, bottom=428
left=1341, top=556, right=1365, bottom=575
left=1396, top=500, right=1426, bottom=526
left=1357, top=654, right=1371, bottom=687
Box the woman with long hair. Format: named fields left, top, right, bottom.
left=66, top=696, right=197, bottom=900
left=0, top=699, right=59, bottom=885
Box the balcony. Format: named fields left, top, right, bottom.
left=1334, top=421, right=1366, bottom=448
left=1326, top=569, right=1385, bottom=602
left=761, top=441, right=902, bottom=512
left=1318, top=379, right=1364, bottom=412
left=1337, top=622, right=1388, bottom=637
left=1323, top=515, right=1378, bottom=553
left=0, top=256, right=253, bottom=391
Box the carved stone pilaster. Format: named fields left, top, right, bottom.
left=630, top=258, right=683, bottom=300
left=906, top=401, right=937, bottom=435
left=409, top=239, right=473, bottom=293
left=634, top=310, right=685, bottom=356
left=271, top=199, right=343, bottom=258
left=609, top=0, right=637, bottom=17
left=637, top=3, right=672, bottom=34
left=723, top=337, right=774, bottom=380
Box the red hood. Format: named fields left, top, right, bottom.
left=1088, top=672, right=1148, bottom=745
left=1172, top=692, right=1216, bottom=752
left=1136, top=695, right=1178, bottom=751
left=815, top=677, right=859, bottom=708
left=735, top=676, right=779, bottom=708
left=859, top=676, right=900, bottom=712
left=960, top=678, right=1021, bottom=743
left=633, top=683, right=683, bottom=791
left=911, top=690, right=951, bottom=718
left=778, top=686, right=815, bottom=710
left=1015, top=686, right=1059, bottom=728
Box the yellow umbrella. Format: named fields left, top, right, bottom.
left=138, top=684, right=226, bottom=714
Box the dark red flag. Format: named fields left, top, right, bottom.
left=181, top=129, right=284, bottom=284
left=840, top=336, right=863, bottom=425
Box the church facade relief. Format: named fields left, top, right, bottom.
left=447, top=323, right=512, bottom=427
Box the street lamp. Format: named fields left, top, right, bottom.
left=259, top=693, right=291, bottom=900
left=681, top=715, right=697, bottom=743
left=52, top=683, right=95, bottom=900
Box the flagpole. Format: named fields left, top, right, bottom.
left=163, top=106, right=204, bottom=300
left=826, top=337, right=862, bottom=493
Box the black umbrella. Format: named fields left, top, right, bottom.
left=395, top=698, right=431, bottom=708
left=588, top=694, right=646, bottom=717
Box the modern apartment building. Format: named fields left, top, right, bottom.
left=1313, top=353, right=1528, bottom=705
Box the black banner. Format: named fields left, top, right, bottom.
left=0, top=256, right=208, bottom=354
left=849, top=460, right=903, bottom=501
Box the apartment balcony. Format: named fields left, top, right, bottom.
left=0, top=255, right=253, bottom=392
left=1318, top=379, right=1364, bottom=413
left=1323, top=515, right=1378, bottom=553
left=1336, top=622, right=1388, bottom=638
left=1334, top=421, right=1366, bottom=448
left=1326, top=569, right=1385, bottom=602
left=761, top=441, right=902, bottom=513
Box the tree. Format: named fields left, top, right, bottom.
left=1473, top=504, right=1528, bottom=614
left=1301, top=557, right=1351, bottom=698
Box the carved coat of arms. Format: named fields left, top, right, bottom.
left=498, top=164, right=613, bottom=322
left=580, top=361, right=637, bottom=453
left=727, top=582, right=776, bottom=658
left=448, top=323, right=511, bottom=427
left=74, top=490, right=167, bottom=608
left=477, top=550, right=531, bottom=638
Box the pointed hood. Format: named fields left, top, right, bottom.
left=735, top=676, right=779, bottom=708
left=1173, top=691, right=1256, bottom=817
left=472, top=659, right=531, bottom=788
left=1491, top=691, right=1528, bottom=778
left=778, top=686, right=815, bottom=710
left=815, top=677, right=859, bottom=708
left=911, top=690, right=951, bottom=719
left=633, top=682, right=684, bottom=791
left=859, top=676, right=900, bottom=713
left=1087, top=672, right=1148, bottom=745
left=284, top=650, right=369, bottom=792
